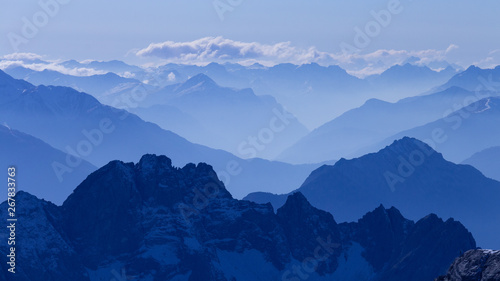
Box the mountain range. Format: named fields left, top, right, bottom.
left=0, top=70, right=317, bottom=199
left=128, top=73, right=309, bottom=159
left=278, top=85, right=498, bottom=164
left=0, top=56, right=497, bottom=280
left=365, top=63, right=458, bottom=99
left=3, top=66, right=146, bottom=102
left=369, top=96, right=500, bottom=163
left=246, top=137, right=500, bottom=249
left=434, top=65, right=500, bottom=93
left=0, top=58, right=462, bottom=129
left=0, top=154, right=476, bottom=281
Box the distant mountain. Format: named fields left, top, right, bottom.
left=247, top=137, right=500, bottom=249
left=155, top=62, right=461, bottom=128
left=0, top=70, right=316, bottom=198
left=366, top=63, right=458, bottom=99
left=462, top=146, right=500, bottom=181
left=156, top=62, right=370, bottom=128
left=434, top=65, right=500, bottom=93
left=3, top=66, right=146, bottom=102
left=371, top=97, right=500, bottom=163
left=3, top=60, right=461, bottom=130
left=0, top=125, right=96, bottom=204
left=0, top=154, right=475, bottom=281
left=129, top=103, right=208, bottom=141
left=132, top=73, right=309, bottom=159
left=278, top=86, right=498, bottom=164
left=61, top=59, right=144, bottom=75
left=400, top=58, right=463, bottom=72
left=435, top=249, right=500, bottom=281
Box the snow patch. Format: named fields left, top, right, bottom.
left=140, top=244, right=179, bottom=265
left=216, top=249, right=281, bottom=281
left=480, top=249, right=500, bottom=254
left=474, top=98, right=491, bottom=113
left=330, top=243, right=375, bottom=280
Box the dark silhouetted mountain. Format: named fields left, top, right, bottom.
left=463, top=146, right=500, bottom=182
left=435, top=249, right=500, bottom=281
left=0, top=192, right=90, bottom=281
left=341, top=206, right=475, bottom=281
left=247, top=137, right=500, bottom=249
left=132, top=73, right=309, bottom=159
left=0, top=125, right=96, bottom=204
left=370, top=97, right=500, bottom=163
left=0, top=155, right=475, bottom=281
left=0, top=70, right=315, bottom=198
left=278, top=86, right=498, bottom=164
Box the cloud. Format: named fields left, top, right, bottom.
left=134, top=37, right=463, bottom=77
left=473, top=49, right=500, bottom=69
left=135, top=36, right=340, bottom=64
left=2, top=53, right=43, bottom=61
left=0, top=59, right=107, bottom=77
left=167, top=72, right=176, bottom=82
left=342, top=46, right=461, bottom=77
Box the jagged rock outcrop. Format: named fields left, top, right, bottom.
left=436, top=249, right=500, bottom=281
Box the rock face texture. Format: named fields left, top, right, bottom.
left=0, top=154, right=476, bottom=281
left=436, top=250, right=500, bottom=281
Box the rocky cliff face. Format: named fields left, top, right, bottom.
left=0, top=154, right=476, bottom=281
left=436, top=249, right=500, bottom=281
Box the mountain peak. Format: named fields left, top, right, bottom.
left=190, top=73, right=216, bottom=83
left=462, top=65, right=483, bottom=74
left=176, top=73, right=217, bottom=92
left=277, top=191, right=339, bottom=228
left=63, top=154, right=231, bottom=212
left=384, top=137, right=437, bottom=157
left=137, top=153, right=173, bottom=173
left=280, top=192, right=313, bottom=210
left=387, top=63, right=432, bottom=73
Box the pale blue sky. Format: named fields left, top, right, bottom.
left=1, top=0, right=499, bottom=69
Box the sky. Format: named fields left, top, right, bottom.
left=1, top=0, right=500, bottom=75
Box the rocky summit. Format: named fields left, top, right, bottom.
left=436, top=249, right=500, bottom=281
left=0, top=154, right=476, bottom=281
